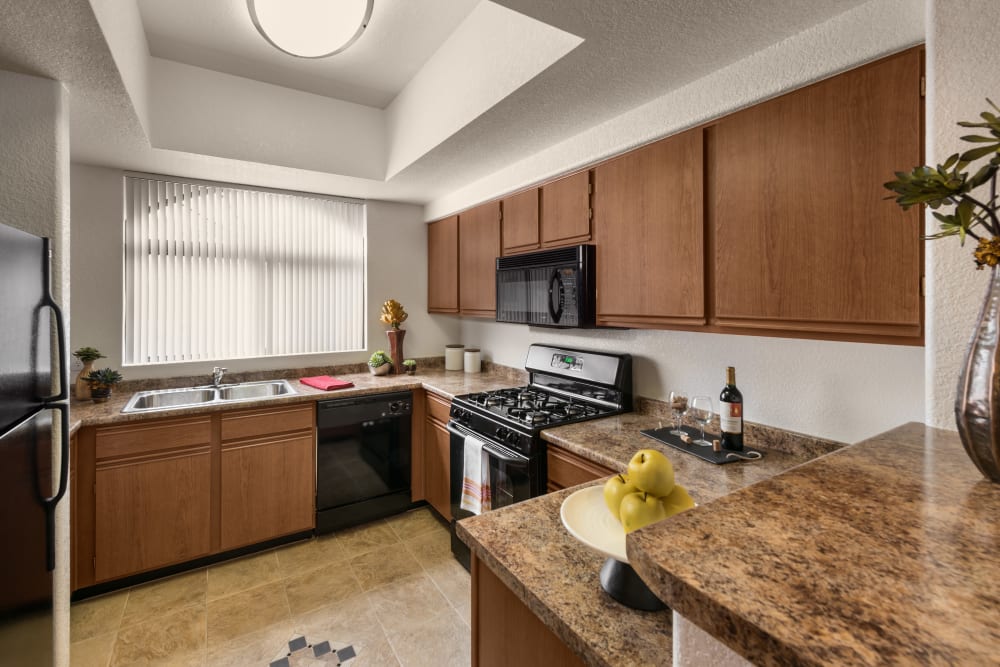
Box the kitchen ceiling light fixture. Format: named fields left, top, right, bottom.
left=248, top=0, right=374, bottom=59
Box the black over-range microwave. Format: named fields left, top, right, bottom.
left=495, top=244, right=596, bottom=328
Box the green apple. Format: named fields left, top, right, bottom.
left=626, top=449, right=675, bottom=497
left=662, top=483, right=695, bottom=518
left=619, top=491, right=668, bottom=534
left=603, top=473, right=639, bottom=522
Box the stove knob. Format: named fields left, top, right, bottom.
left=389, top=402, right=399, bottom=412
left=495, top=426, right=508, bottom=440
left=506, top=432, right=520, bottom=445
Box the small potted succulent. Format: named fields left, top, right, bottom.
left=402, top=359, right=417, bottom=375
left=85, top=367, right=123, bottom=403
left=368, top=350, right=393, bottom=376
left=73, top=346, right=105, bottom=399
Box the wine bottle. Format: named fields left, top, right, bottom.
left=719, top=366, right=743, bottom=451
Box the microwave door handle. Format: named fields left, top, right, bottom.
left=548, top=270, right=564, bottom=324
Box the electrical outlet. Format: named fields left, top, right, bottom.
left=70, top=357, right=83, bottom=372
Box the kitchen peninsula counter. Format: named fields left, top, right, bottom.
left=627, top=422, right=1000, bottom=666
left=457, top=411, right=840, bottom=667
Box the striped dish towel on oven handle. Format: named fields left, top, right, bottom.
left=460, top=433, right=491, bottom=514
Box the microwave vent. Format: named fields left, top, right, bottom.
left=496, top=245, right=587, bottom=269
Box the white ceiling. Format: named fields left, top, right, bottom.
left=137, top=0, right=479, bottom=108
left=0, top=0, right=879, bottom=208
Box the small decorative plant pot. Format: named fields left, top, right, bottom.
left=91, top=387, right=112, bottom=403
left=405, top=367, right=416, bottom=375
left=370, top=364, right=391, bottom=376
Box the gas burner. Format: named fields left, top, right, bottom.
left=528, top=411, right=550, bottom=425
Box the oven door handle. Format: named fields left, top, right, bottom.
left=446, top=422, right=528, bottom=463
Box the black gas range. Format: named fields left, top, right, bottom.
left=447, top=344, right=632, bottom=568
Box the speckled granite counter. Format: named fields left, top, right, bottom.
left=457, top=411, right=841, bottom=667
left=628, top=422, right=1000, bottom=666
left=69, top=365, right=525, bottom=430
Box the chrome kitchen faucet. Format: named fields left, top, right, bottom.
left=212, top=366, right=227, bottom=388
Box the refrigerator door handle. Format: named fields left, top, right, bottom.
left=42, top=403, right=69, bottom=572
left=40, top=238, right=68, bottom=404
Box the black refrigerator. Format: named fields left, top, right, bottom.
left=0, top=221, right=70, bottom=665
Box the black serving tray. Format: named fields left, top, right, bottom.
left=640, top=425, right=763, bottom=465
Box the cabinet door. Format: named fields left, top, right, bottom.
left=424, top=419, right=452, bottom=521
left=546, top=444, right=616, bottom=493
left=459, top=201, right=501, bottom=317
left=220, top=432, right=315, bottom=550
left=711, top=48, right=922, bottom=339
left=473, top=554, right=585, bottom=667
left=428, top=216, right=460, bottom=313
left=94, top=450, right=211, bottom=582
left=593, top=129, right=705, bottom=328
left=93, top=417, right=212, bottom=582
left=541, top=170, right=591, bottom=248
left=502, top=188, right=540, bottom=255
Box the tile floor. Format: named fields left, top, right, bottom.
left=70, top=508, right=471, bottom=666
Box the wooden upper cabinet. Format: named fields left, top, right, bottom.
left=710, top=47, right=923, bottom=339
left=593, top=128, right=705, bottom=328
left=459, top=201, right=501, bottom=317
left=541, top=170, right=591, bottom=248
left=501, top=188, right=540, bottom=255
left=427, top=216, right=460, bottom=313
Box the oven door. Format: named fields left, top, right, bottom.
left=447, top=421, right=542, bottom=569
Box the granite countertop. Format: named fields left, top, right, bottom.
left=458, top=410, right=839, bottom=667
left=69, top=365, right=525, bottom=431
left=628, top=422, right=1000, bottom=666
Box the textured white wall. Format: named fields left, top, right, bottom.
left=70, top=164, right=460, bottom=380
left=0, top=69, right=71, bottom=667
left=673, top=612, right=752, bottom=667
left=924, top=1, right=1000, bottom=429
left=88, top=0, right=151, bottom=139
left=433, top=0, right=926, bottom=444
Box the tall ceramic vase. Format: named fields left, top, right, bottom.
left=75, top=360, right=94, bottom=400
left=386, top=329, right=405, bottom=375
left=955, top=266, right=1000, bottom=482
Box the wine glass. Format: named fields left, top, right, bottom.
left=689, top=396, right=714, bottom=447
left=668, top=391, right=689, bottom=436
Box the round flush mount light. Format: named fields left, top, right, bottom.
left=248, top=0, right=374, bottom=59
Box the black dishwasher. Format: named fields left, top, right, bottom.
left=315, top=391, right=413, bottom=534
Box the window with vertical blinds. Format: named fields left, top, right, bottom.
left=123, top=175, right=366, bottom=365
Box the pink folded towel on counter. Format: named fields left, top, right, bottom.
left=300, top=376, right=355, bottom=391
left=460, top=433, right=491, bottom=515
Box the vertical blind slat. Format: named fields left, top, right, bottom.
left=122, top=176, right=365, bottom=365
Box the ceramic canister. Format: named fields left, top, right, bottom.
left=445, top=344, right=465, bottom=371
left=464, top=348, right=481, bottom=374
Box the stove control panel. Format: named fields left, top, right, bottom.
left=550, top=353, right=584, bottom=371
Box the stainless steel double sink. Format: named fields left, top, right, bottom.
left=121, top=379, right=296, bottom=414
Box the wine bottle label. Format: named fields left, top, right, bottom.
left=719, top=400, right=742, bottom=433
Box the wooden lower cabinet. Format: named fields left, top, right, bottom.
left=95, top=448, right=212, bottom=582
left=472, top=553, right=584, bottom=667
left=75, top=403, right=317, bottom=588
left=424, top=391, right=453, bottom=521
left=220, top=432, right=314, bottom=551
left=547, top=444, right=616, bottom=493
